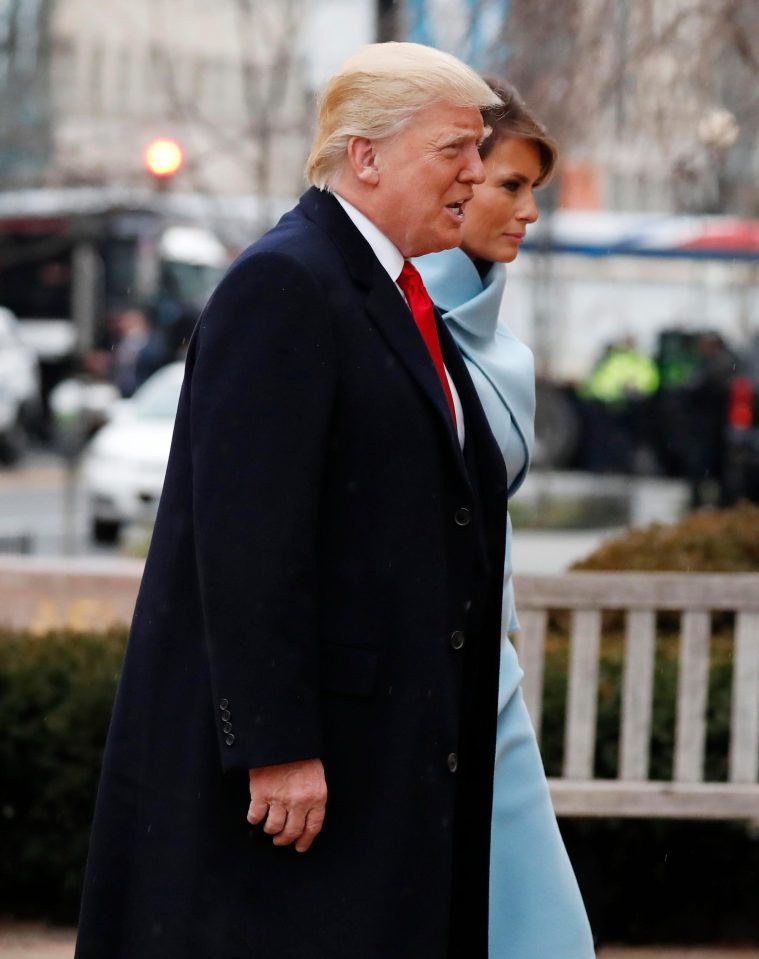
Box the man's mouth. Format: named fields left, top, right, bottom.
left=445, top=200, right=468, bottom=221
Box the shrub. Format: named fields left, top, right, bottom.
left=570, top=502, right=759, bottom=572
left=0, top=628, right=126, bottom=921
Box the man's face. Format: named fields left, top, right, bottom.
left=370, top=102, right=487, bottom=259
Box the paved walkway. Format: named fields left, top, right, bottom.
left=0, top=924, right=757, bottom=959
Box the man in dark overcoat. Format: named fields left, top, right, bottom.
left=75, top=43, right=507, bottom=959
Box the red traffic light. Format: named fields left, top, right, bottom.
left=144, top=139, right=184, bottom=178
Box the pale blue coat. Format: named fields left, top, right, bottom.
left=416, top=247, right=596, bottom=959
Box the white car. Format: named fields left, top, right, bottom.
left=81, top=362, right=184, bottom=543
left=0, top=306, right=41, bottom=463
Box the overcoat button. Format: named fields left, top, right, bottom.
left=222, top=722, right=233, bottom=734
left=219, top=698, right=229, bottom=709
left=220, top=709, right=231, bottom=721
left=225, top=733, right=236, bottom=746
left=454, top=507, right=471, bottom=526
left=450, top=630, right=465, bottom=650
left=447, top=752, right=458, bottom=773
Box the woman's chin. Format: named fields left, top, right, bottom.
left=498, top=247, right=520, bottom=264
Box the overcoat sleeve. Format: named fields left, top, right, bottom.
left=187, top=250, right=336, bottom=773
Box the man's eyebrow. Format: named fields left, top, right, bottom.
left=438, top=128, right=486, bottom=147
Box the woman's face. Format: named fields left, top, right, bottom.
left=461, top=136, right=542, bottom=264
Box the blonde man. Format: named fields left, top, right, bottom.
left=76, top=43, right=507, bottom=959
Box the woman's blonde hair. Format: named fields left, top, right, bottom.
left=306, top=42, right=501, bottom=189
left=479, top=77, right=559, bottom=187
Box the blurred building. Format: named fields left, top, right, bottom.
left=567, top=0, right=756, bottom=215
left=405, top=0, right=758, bottom=216
left=0, top=0, right=376, bottom=199
left=2, top=0, right=756, bottom=216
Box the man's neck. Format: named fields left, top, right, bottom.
left=332, top=193, right=405, bottom=285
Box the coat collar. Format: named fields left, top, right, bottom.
left=415, top=246, right=535, bottom=492
left=297, top=187, right=377, bottom=289
left=297, top=188, right=470, bottom=479
left=414, top=246, right=505, bottom=339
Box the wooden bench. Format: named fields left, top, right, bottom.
left=513, top=572, right=759, bottom=821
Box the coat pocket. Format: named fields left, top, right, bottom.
left=321, top=643, right=380, bottom=698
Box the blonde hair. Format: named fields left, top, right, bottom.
left=306, top=42, right=502, bottom=189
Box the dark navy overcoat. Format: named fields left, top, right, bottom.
left=75, top=188, right=508, bottom=959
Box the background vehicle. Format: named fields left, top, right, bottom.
left=0, top=306, right=41, bottom=464
left=723, top=336, right=759, bottom=504
left=506, top=211, right=759, bottom=470
left=0, top=188, right=227, bottom=421
left=80, top=362, right=184, bottom=544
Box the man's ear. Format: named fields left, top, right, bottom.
left=345, top=136, right=380, bottom=185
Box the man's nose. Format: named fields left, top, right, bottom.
left=459, top=144, right=486, bottom=184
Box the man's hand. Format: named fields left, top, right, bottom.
left=247, top=758, right=327, bottom=853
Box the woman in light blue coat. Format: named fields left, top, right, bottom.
left=416, top=80, right=596, bottom=959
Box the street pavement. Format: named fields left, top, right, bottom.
left=0, top=924, right=757, bottom=959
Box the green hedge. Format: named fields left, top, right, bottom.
left=538, top=630, right=733, bottom=782
left=0, top=628, right=125, bottom=922
left=2, top=623, right=758, bottom=943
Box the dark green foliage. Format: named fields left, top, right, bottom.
left=0, top=628, right=126, bottom=921
left=537, top=631, right=734, bottom=782
left=562, top=817, right=759, bottom=945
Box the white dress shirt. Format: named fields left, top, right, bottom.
left=333, top=193, right=464, bottom=447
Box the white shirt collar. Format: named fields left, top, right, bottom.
left=332, top=193, right=465, bottom=449
left=333, top=193, right=405, bottom=285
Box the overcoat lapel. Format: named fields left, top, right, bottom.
left=298, top=187, right=469, bottom=483
left=439, top=316, right=509, bottom=576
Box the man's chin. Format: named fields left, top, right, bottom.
left=408, top=229, right=464, bottom=259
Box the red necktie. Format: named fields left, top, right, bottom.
left=397, top=261, right=457, bottom=427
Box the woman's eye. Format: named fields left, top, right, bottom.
left=502, top=180, right=520, bottom=193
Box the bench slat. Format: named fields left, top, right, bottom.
left=549, top=779, right=759, bottom=820
left=619, top=609, right=656, bottom=781
left=515, top=609, right=547, bottom=739
left=729, top=611, right=759, bottom=784
left=563, top=609, right=602, bottom=780
left=515, top=572, right=759, bottom=612
left=674, top=611, right=711, bottom=783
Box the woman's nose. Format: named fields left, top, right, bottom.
left=519, top=193, right=538, bottom=223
